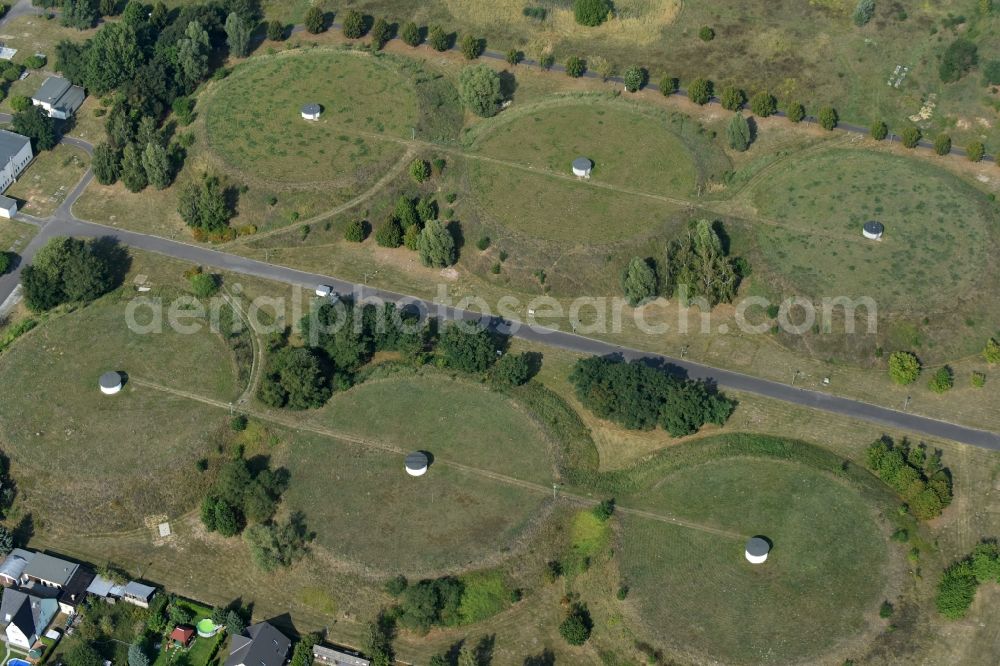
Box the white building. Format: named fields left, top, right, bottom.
left=31, top=77, right=85, bottom=120
left=745, top=537, right=770, bottom=564
left=301, top=103, right=322, bottom=121
left=572, top=157, right=592, bottom=178
left=0, top=130, right=33, bottom=212
left=0, top=589, right=57, bottom=650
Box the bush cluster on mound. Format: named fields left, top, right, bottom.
left=937, top=541, right=1000, bottom=619
left=200, top=453, right=289, bottom=536
left=21, top=237, right=126, bottom=312
left=569, top=356, right=735, bottom=436
left=866, top=437, right=951, bottom=519
left=382, top=572, right=514, bottom=634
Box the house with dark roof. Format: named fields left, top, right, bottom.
left=0, top=588, right=58, bottom=649
left=225, top=622, right=290, bottom=666
left=31, top=76, right=85, bottom=120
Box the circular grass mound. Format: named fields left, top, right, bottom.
left=281, top=374, right=554, bottom=574
left=751, top=149, right=993, bottom=312
left=204, top=51, right=418, bottom=186
left=0, top=302, right=240, bottom=532
left=619, top=457, right=888, bottom=663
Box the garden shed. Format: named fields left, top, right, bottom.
left=99, top=371, right=122, bottom=395
left=572, top=157, right=592, bottom=178
left=745, top=536, right=770, bottom=564
left=405, top=451, right=429, bottom=477
left=863, top=221, right=884, bottom=240
left=300, top=103, right=321, bottom=121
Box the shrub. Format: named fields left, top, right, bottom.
left=344, top=219, right=367, bottom=242
left=476, top=235, right=490, bottom=251
left=489, top=352, right=533, bottom=388
left=853, top=0, right=875, bottom=26
left=459, top=34, right=482, bottom=59
left=375, top=218, right=403, bottom=248
left=616, top=585, right=629, bottom=600
left=559, top=604, right=593, bottom=645
left=934, top=134, right=952, bottom=155
left=659, top=76, right=679, bottom=94
left=523, top=6, right=547, bottom=20
left=402, top=224, right=420, bottom=250
left=417, top=220, right=456, bottom=268
left=937, top=560, right=979, bottom=619
left=698, top=26, right=715, bottom=41
left=871, top=120, right=888, bottom=140
left=370, top=17, right=390, bottom=50
left=505, top=48, right=522, bottom=65
left=410, top=159, right=430, bottom=183
left=539, top=53, right=555, bottom=70
left=900, top=126, right=921, bottom=148
left=888, top=351, right=921, bottom=385
left=385, top=575, right=408, bottom=596
left=303, top=6, right=324, bottom=34
left=574, top=0, right=611, bottom=27
left=589, top=55, right=614, bottom=80
left=879, top=600, right=894, bottom=618
left=727, top=113, right=751, bottom=151
left=172, top=96, right=195, bottom=125
left=621, top=257, right=657, bottom=305
left=230, top=414, right=248, bottom=431
left=428, top=26, right=449, bottom=51
left=401, top=21, right=421, bottom=46
left=23, top=54, right=45, bottom=69
left=928, top=366, right=954, bottom=393
left=622, top=65, right=647, bottom=92
left=592, top=498, right=615, bottom=521
left=984, top=338, right=1000, bottom=364
left=9, top=95, right=30, bottom=113
left=565, top=56, right=586, bottom=78
left=750, top=91, right=776, bottom=117
left=972, top=371, right=986, bottom=387
left=189, top=271, right=220, bottom=297
left=720, top=86, right=746, bottom=111
left=687, top=78, right=713, bottom=105
left=983, top=59, right=1000, bottom=85
left=966, top=141, right=986, bottom=162
left=818, top=106, right=838, bottom=130
left=341, top=9, right=365, bottom=39
left=459, top=63, right=502, bottom=117
left=786, top=101, right=805, bottom=123
left=940, top=39, right=978, bottom=82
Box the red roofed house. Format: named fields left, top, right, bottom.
left=170, top=626, right=195, bottom=649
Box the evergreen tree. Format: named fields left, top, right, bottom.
left=92, top=142, right=121, bottom=185
left=417, top=220, right=456, bottom=268
left=121, top=143, right=148, bottom=192
left=225, top=12, right=252, bottom=58
left=621, top=257, right=657, bottom=306
left=727, top=113, right=751, bottom=151
left=177, top=20, right=211, bottom=89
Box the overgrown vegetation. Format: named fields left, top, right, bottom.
left=866, top=437, right=951, bottom=519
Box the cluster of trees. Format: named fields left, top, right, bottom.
left=177, top=173, right=236, bottom=238
left=664, top=219, right=744, bottom=307
left=259, top=300, right=429, bottom=410
left=376, top=190, right=458, bottom=269
left=386, top=576, right=464, bottom=634
left=865, top=437, right=952, bottom=520
left=243, top=511, right=312, bottom=572
left=569, top=356, right=735, bottom=436
left=93, top=113, right=176, bottom=192
left=21, top=237, right=125, bottom=312
left=621, top=220, right=745, bottom=308
left=199, top=453, right=290, bottom=536
left=936, top=541, right=1000, bottom=619
left=12, top=106, right=57, bottom=151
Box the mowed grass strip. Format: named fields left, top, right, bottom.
left=464, top=157, right=687, bottom=244
left=204, top=51, right=415, bottom=185
left=0, top=300, right=239, bottom=531
left=619, top=458, right=888, bottom=664
left=302, top=374, right=554, bottom=485
left=471, top=102, right=700, bottom=197
left=750, top=149, right=994, bottom=311
left=282, top=431, right=550, bottom=575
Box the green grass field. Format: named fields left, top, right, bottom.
left=205, top=50, right=416, bottom=186
left=6, top=144, right=90, bottom=217
left=0, top=299, right=239, bottom=531
left=470, top=101, right=704, bottom=196
left=619, top=457, right=888, bottom=664
left=278, top=374, right=554, bottom=574
left=749, top=149, right=996, bottom=313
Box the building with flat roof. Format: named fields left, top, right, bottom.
left=32, top=76, right=85, bottom=120
left=313, top=644, right=370, bottom=666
